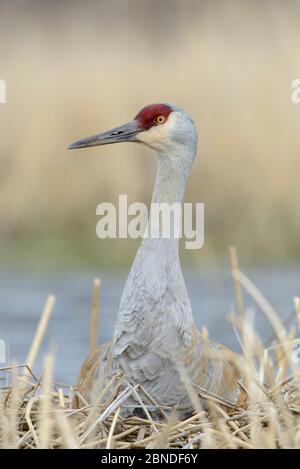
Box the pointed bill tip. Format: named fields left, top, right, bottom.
left=68, top=138, right=94, bottom=150
left=68, top=142, right=78, bottom=150
left=68, top=121, right=141, bottom=151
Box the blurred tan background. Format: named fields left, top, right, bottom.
left=1, top=0, right=300, bottom=269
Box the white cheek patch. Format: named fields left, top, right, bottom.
left=137, top=112, right=179, bottom=148
left=137, top=126, right=168, bottom=146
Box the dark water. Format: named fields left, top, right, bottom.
left=0, top=267, right=299, bottom=384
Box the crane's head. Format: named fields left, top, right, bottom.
left=68, top=103, right=197, bottom=156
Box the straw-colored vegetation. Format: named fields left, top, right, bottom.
left=1, top=257, right=300, bottom=449
left=1, top=0, right=299, bottom=449
left=1, top=1, right=300, bottom=266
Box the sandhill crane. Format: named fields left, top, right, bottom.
left=69, top=103, right=243, bottom=417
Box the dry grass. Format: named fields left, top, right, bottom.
left=1, top=0, right=300, bottom=449
left=1, top=262, right=300, bottom=449
left=1, top=365, right=300, bottom=449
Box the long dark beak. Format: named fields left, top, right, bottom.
left=68, top=120, right=141, bottom=149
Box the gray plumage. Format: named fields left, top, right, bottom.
left=70, top=104, right=242, bottom=417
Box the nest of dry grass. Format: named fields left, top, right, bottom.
left=1, top=253, right=300, bottom=449
left=0, top=367, right=300, bottom=449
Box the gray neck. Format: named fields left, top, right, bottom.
left=114, top=145, right=196, bottom=354
left=144, top=147, right=193, bottom=248
left=151, top=150, right=190, bottom=205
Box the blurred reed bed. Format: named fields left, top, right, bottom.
left=0, top=0, right=300, bottom=266
left=1, top=259, right=300, bottom=449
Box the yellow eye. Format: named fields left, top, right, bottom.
left=156, top=115, right=166, bottom=124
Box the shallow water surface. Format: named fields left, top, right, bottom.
left=0, top=267, right=299, bottom=384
